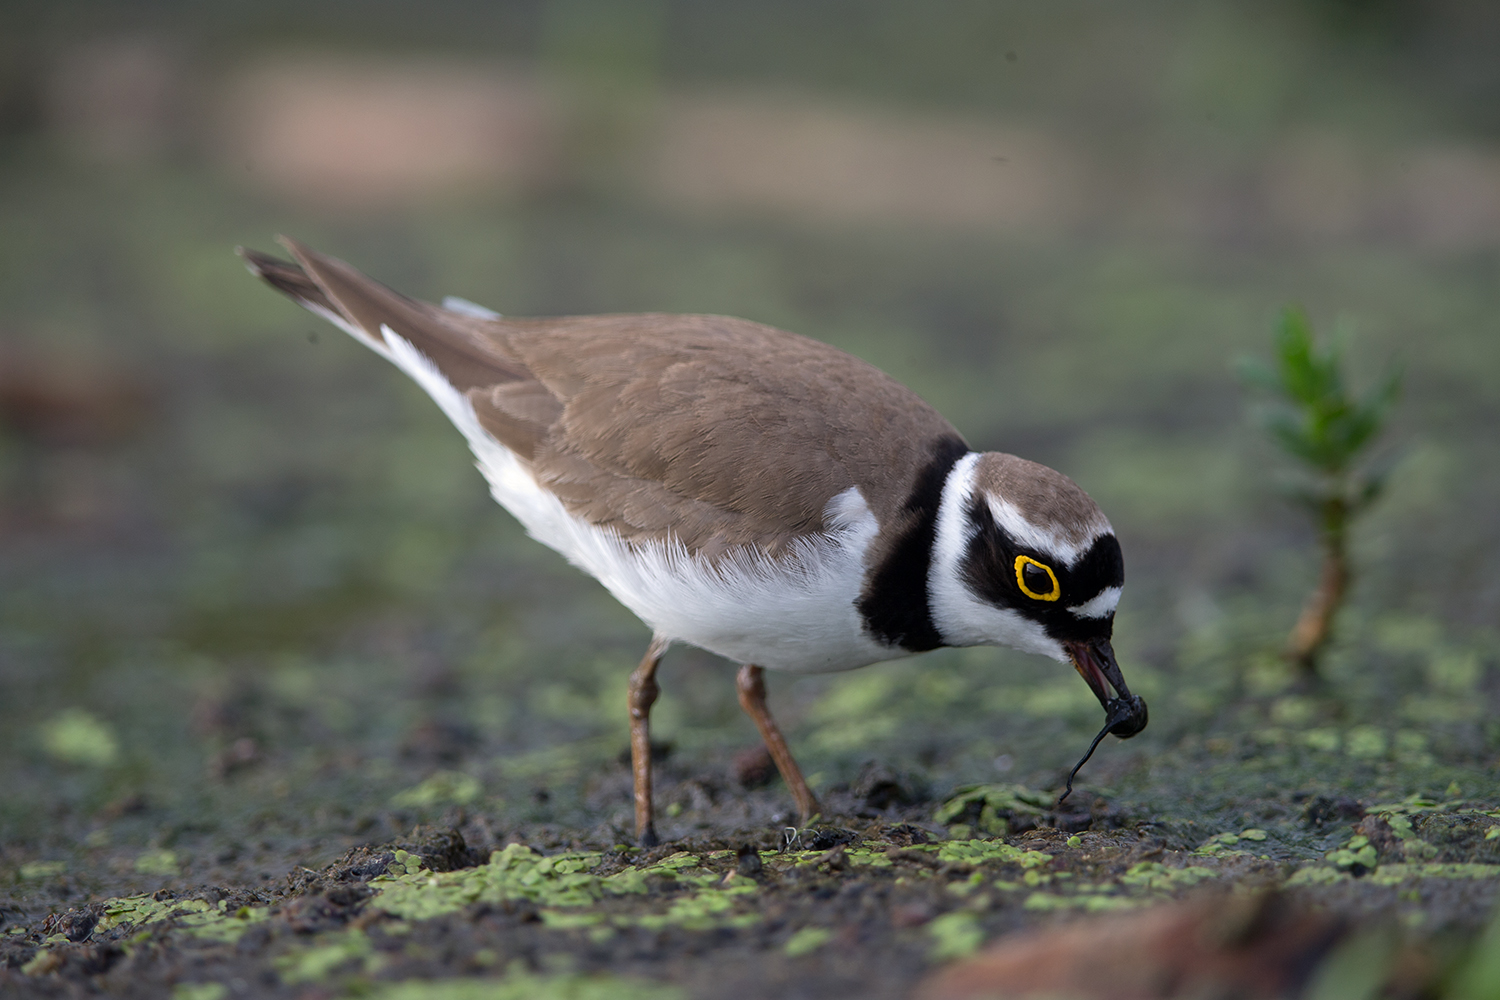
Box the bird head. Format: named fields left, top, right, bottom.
left=930, top=451, right=1147, bottom=738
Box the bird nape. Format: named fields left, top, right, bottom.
left=239, top=237, right=1148, bottom=845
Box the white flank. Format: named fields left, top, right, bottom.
left=377, top=326, right=893, bottom=675
left=928, top=453, right=1066, bottom=661
left=1069, top=585, right=1121, bottom=620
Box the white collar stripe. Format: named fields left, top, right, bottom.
left=927, top=454, right=1067, bottom=661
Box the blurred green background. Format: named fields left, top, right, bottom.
left=2, top=0, right=1498, bottom=909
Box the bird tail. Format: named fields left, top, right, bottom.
left=236, top=244, right=335, bottom=317
left=236, top=237, right=527, bottom=391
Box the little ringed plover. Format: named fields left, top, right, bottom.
left=239, top=238, right=1147, bottom=845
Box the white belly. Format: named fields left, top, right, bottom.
left=380, top=327, right=900, bottom=674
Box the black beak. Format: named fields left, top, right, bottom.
left=1058, top=638, right=1149, bottom=805
left=1063, top=638, right=1148, bottom=738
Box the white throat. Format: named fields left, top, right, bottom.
left=927, top=453, right=1067, bottom=661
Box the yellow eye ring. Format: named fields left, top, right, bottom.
left=1014, top=555, right=1061, bottom=601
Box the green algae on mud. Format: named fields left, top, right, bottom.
left=783, top=926, right=834, bottom=957
left=926, top=911, right=984, bottom=960
left=366, top=966, right=686, bottom=1000
left=94, top=894, right=271, bottom=945
left=338, top=825, right=1500, bottom=979
left=8, top=811, right=1500, bottom=998
left=276, top=928, right=383, bottom=984
left=932, top=785, right=1052, bottom=839
left=369, top=845, right=763, bottom=932
left=279, top=933, right=689, bottom=998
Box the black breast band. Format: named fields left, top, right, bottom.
left=857, top=435, right=970, bottom=652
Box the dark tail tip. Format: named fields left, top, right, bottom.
left=236, top=244, right=336, bottom=315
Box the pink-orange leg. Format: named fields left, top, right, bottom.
left=736, top=664, right=819, bottom=823
left=629, top=636, right=669, bottom=846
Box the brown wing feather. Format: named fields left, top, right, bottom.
left=494, top=313, right=964, bottom=553
left=470, top=382, right=564, bottom=460
left=245, top=240, right=966, bottom=557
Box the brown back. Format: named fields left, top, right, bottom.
left=257, top=239, right=966, bottom=558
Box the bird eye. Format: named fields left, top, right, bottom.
left=1014, top=556, right=1061, bottom=601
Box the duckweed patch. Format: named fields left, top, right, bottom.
left=133, top=849, right=180, bottom=878
left=927, top=912, right=984, bottom=960
left=38, top=709, right=119, bottom=769
left=933, top=785, right=1051, bottom=838
left=390, top=771, right=484, bottom=810
left=96, top=894, right=271, bottom=944
left=18, top=861, right=65, bottom=881
left=1118, top=861, right=1219, bottom=892
left=171, top=984, right=228, bottom=1000
left=366, top=965, right=686, bottom=1000
left=935, top=838, right=1053, bottom=868
left=995, top=856, right=1233, bottom=913
left=1327, top=836, right=1379, bottom=872
left=1194, top=830, right=1271, bottom=857
left=1022, top=890, right=1144, bottom=912
left=368, top=844, right=766, bottom=933
left=370, top=845, right=608, bottom=919
left=9, top=811, right=1500, bottom=999
left=1286, top=861, right=1500, bottom=888
left=275, top=928, right=384, bottom=983
left=1368, top=863, right=1500, bottom=885
left=631, top=884, right=761, bottom=932
left=783, top=927, right=833, bottom=957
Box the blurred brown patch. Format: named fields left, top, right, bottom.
left=0, top=348, right=153, bottom=532
left=733, top=744, right=775, bottom=789
left=646, top=94, right=1087, bottom=234
left=890, top=901, right=934, bottom=929
left=917, top=892, right=1344, bottom=1000
left=0, top=349, right=151, bottom=448
left=219, top=58, right=560, bottom=206
left=93, top=794, right=147, bottom=823
left=400, top=713, right=479, bottom=765
left=1394, top=146, right=1500, bottom=250
left=200, top=52, right=1500, bottom=247
left=207, top=737, right=262, bottom=780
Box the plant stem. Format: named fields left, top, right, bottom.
left=1286, top=498, right=1349, bottom=678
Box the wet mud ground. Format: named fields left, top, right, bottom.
left=4, top=725, right=1500, bottom=998
left=4, top=91, right=1500, bottom=995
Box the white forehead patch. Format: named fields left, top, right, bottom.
left=984, top=496, right=1107, bottom=568
left=1068, top=586, right=1121, bottom=620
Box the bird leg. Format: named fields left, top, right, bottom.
left=736, top=664, right=819, bottom=824
left=628, top=635, right=669, bottom=847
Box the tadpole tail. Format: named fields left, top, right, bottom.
left=1057, top=718, right=1115, bottom=807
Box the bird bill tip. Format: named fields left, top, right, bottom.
left=1065, top=638, right=1148, bottom=738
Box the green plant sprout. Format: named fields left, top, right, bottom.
left=1238, top=306, right=1400, bottom=680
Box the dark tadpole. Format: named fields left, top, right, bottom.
left=1058, top=695, right=1148, bottom=806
